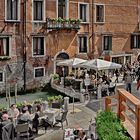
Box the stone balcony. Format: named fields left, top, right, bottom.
left=45, top=18, right=81, bottom=31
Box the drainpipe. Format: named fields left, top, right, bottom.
left=89, top=0, right=94, bottom=59
left=23, top=0, right=27, bottom=93
left=91, top=0, right=94, bottom=56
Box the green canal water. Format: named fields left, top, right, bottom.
left=0, top=84, right=79, bottom=108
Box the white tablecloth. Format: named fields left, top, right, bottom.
left=43, top=108, right=60, bottom=125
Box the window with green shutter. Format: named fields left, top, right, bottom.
left=78, top=36, right=88, bottom=53
left=0, top=72, right=4, bottom=82
left=131, top=35, right=140, bottom=49
left=103, top=36, right=112, bottom=51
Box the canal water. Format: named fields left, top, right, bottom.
left=0, top=84, right=80, bottom=108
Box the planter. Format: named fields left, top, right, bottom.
left=0, top=56, right=11, bottom=61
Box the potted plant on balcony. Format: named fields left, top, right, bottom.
left=47, top=18, right=56, bottom=28
left=57, top=17, right=64, bottom=28
left=63, top=19, right=70, bottom=28
left=0, top=56, right=11, bottom=61
left=74, top=19, right=81, bottom=29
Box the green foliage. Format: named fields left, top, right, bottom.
left=34, top=98, right=43, bottom=104
left=47, top=96, right=55, bottom=102
left=0, top=56, right=11, bottom=61
left=48, top=18, right=81, bottom=24
left=52, top=74, right=60, bottom=81
left=16, top=102, right=23, bottom=109
left=48, top=95, right=63, bottom=102
left=0, top=105, right=7, bottom=111
left=64, top=79, right=72, bottom=86
left=96, top=111, right=131, bottom=140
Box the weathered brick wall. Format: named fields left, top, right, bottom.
left=92, top=0, right=140, bottom=60
left=0, top=0, right=140, bottom=92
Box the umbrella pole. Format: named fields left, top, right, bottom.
left=96, top=70, right=102, bottom=110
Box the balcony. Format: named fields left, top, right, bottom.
left=45, top=18, right=81, bottom=31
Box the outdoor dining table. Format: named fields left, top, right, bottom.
left=43, top=108, right=61, bottom=126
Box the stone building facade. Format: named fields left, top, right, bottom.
left=0, top=0, right=139, bottom=92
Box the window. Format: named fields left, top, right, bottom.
left=6, top=0, right=20, bottom=21
left=32, top=37, right=45, bottom=56
left=33, top=0, right=44, bottom=21
left=79, top=3, right=89, bottom=22
left=34, top=67, right=45, bottom=78
left=131, top=35, right=140, bottom=49
left=95, top=5, right=104, bottom=23
left=0, top=37, right=10, bottom=57
left=58, top=0, right=68, bottom=19
left=103, top=36, right=112, bottom=51
left=0, top=72, right=4, bottom=82
left=78, top=36, right=88, bottom=53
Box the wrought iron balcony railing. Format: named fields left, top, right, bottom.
left=45, top=18, right=81, bottom=30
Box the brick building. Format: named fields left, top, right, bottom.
left=0, top=0, right=139, bottom=92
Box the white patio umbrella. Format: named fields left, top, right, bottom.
left=57, top=58, right=87, bottom=68
left=78, top=59, right=122, bottom=100
left=79, top=59, right=122, bottom=71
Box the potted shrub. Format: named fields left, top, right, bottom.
left=47, top=96, right=55, bottom=107
left=34, top=98, right=43, bottom=105
left=52, top=74, right=60, bottom=84
left=16, top=102, right=24, bottom=112
left=96, top=111, right=132, bottom=140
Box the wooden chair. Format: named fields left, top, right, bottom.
left=2, top=122, right=14, bottom=140
left=16, top=123, right=30, bottom=140
left=55, top=111, right=68, bottom=129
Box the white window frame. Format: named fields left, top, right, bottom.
left=0, top=71, right=4, bottom=83
left=78, top=2, right=89, bottom=23
left=32, top=36, right=45, bottom=57
left=0, top=36, right=11, bottom=57
left=32, top=0, right=46, bottom=22
left=56, top=0, right=69, bottom=19
left=5, top=0, right=20, bottom=22
left=94, top=4, right=105, bottom=23
left=77, top=35, right=89, bottom=54
left=34, top=67, right=45, bottom=78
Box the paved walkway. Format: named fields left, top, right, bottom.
left=34, top=79, right=140, bottom=139
left=34, top=103, right=97, bottom=140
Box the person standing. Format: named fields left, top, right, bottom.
left=124, top=69, right=132, bottom=93
left=137, top=67, right=140, bottom=90
left=115, top=69, right=119, bottom=83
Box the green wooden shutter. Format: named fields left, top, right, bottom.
left=6, top=37, right=9, bottom=56
left=138, top=35, right=140, bottom=48
left=109, top=36, right=112, bottom=51
left=131, top=35, right=134, bottom=49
